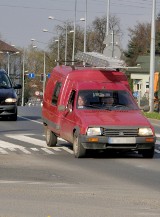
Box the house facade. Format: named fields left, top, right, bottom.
left=126, top=55, right=160, bottom=99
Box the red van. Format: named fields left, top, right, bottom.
left=42, top=65, right=156, bottom=158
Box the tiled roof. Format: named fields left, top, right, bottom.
left=0, top=40, right=19, bottom=53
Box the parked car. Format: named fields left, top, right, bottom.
left=42, top=65, right=156, bottom=158
left=0, top=69, right=22, bottom=121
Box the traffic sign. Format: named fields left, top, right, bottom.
left=28, top=73, right=35, bottom=78
left=47, top=73, right=51, bottom=78
left=35, top=91, right=40, bottom=96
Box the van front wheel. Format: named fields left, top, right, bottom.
left=73, top=132, right=86, bottom=158
left=45, top=126, right=57, bottom=147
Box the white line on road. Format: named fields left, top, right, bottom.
left=0, top=148, right=8, bottom=154
left=41, top=148, right=55, bottom=154
left=5, top=134, right=45, bottom=147
left=17, top=115, right=43, bottom=124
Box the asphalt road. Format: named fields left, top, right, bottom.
left=0, top=106, right=160, bottom=217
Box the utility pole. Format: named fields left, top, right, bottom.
left=72, top=0, right=77, bottom=65
left=106, top=0, right=110, bottom=36
left=43, top=52, right=46, bottom=97
left=21, top=50, right=25, bottom=106
left=149, top=0, right=156, bottom=112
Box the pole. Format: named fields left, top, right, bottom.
left=111, top=30, right=114, bottom=57
left=21, top=50, right=25, bottom=106
left=65, top=24, right=68, bottom=65
left=7, top=52, right=10, bottom=76
left=106, top=0, right=110, bottom=36
left=43, top=52, right=46, bottom=97
left=149, top=0, right=156, bottom=112
left=84, top=0, right=87, bottom=53
left=72, top=0, right=77, bottom=65
left=58, top=37, right=60, bottom=65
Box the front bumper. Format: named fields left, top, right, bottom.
left=80, top=135, right=156, bottom=150
left=0, top=105, right=17, bottom=116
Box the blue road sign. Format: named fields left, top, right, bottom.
left=28, top=73, right=35, bottom=78
left=47, top=73, right=51, bottom=78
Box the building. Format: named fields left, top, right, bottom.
left=0, top=40, right=20, bottom=83
left=126, top=55, right=160, bottom=99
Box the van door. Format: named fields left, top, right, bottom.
left=48, top=81, right=63, bottom=134
left=60, top=90, right=76, bottom=142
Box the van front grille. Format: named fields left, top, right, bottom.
left=102, top=128, right=138, bottom=137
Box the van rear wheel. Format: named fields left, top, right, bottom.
left=73, top=132, right=86, bottom=158
left=45, top=126, right=57, bottom=147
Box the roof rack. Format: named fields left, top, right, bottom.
left=75, top=51, right=126, bottom=69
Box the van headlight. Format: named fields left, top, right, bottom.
left=5, top=98, right=17, bottom=103
left=138, top=128, right=153, bottom=136
left=87, top=127, right=101, bottom=136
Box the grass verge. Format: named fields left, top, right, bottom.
left=143, top=112, right=160, bottom=120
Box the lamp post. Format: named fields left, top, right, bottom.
left=72, top=0, right=77, bottom=65
left=30, top=39, right=47, bottom=97
left=80, top=0, right=87, bottom=54
left=21, top=50, right=25, bottom=106
left=149, top=0, right=156, bottom=112
left=55, top=39, right=60, bottom=65
left=106, top=0, right=110, bottom=36
left=4, top=51, right=20, bottom=76
left=48, top=16, right=68, bottom=65
left=42, top=29, right=59, bottom=65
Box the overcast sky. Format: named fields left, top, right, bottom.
left=0, top=0, right=159, bottom=51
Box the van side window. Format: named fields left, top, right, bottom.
left=52, top=81, right=62, bottom=105
left=68, top=90, right=76, bottom=109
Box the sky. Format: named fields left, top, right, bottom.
left=0, top=0, right=160, bottom=51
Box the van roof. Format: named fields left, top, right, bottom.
left=51, top=65, right=128, bottom=84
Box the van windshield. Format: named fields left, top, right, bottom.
left=77, top=90, right=139, bottom=110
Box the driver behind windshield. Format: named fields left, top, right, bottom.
left=101, top=97, right=114, bottom=106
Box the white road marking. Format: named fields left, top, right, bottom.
left=7, top=147, right=16, bottom=151
left=41, top=148, right=55, bottom=154
left=0, top=133, right=160, bottom=156
left=19, top=148, right=31, bottom=154
left=5, top=134, right=45, bottom=147
left=0, top=148, right=8, bottom=154
left=30, top=148, right=39, bottom=151
left=61, top=147, right=74, bottom=154
left=17, top=115, right=43, bottom=124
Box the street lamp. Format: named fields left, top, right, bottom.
left=42, top=29, right=59, bottom=65
left=48, top=16, right=68, bottom=65
left=106, top=0, right=110, bottom=36
left=6, top=51, right=19, bottom=76
left=72, top=0, right=77, bottom=65
left=55, top=39, right=60, bottom=65
left=30, top=39, right=47, bottom=98
left=21, top=49, right=25, bottom=106
left=149, top=0, right=156, bottom=112
left=80, top=0, right=87, bottom=54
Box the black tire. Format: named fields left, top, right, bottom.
left=141, top=147, right=155, bottom=158
left=10, top=113, right=17, bottom=121
left=73, top=132, right=86, bottom=158
left=44, top=126, right=57, bottom=147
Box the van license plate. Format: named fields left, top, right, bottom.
left=108, top=137, right=136, bottom=144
